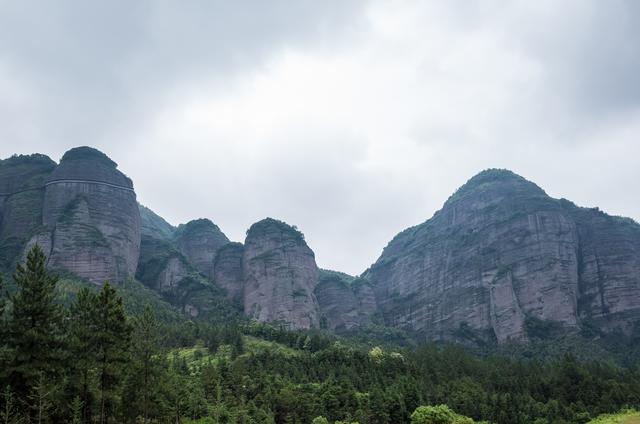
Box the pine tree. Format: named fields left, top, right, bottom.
left=93, top=282, right=131, bottom=424
left=6, top=245, right=65, bottom=408
left=0, top=274, right=8, bottom=381
left=69, top=286, right=98, bottom=423
left=132, top=305, right=160, bottom=423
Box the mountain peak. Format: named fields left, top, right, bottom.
left=446, top=168, right=546, bottom=205
left=60, top=146, right=118, bottom=168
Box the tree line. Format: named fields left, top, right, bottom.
left=1, top=245, right=640, bottom=423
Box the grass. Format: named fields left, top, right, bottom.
left=588, top=410, right=640, bottom=424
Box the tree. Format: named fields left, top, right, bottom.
left=410, top=405, right=475, bottom=424
left=128, top=305, right=161, bottom=423
left=6, top=245, right=65, bottom=408
left=68, top=286, right=98, bottom=422
left=0, top=274, right=8, bottom=380
left=93, top=283, right=131, bottom=424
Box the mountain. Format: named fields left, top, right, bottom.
left=363, top=169, right=640, bottom=343
left=2, top=147, right=640, bottom=343
left=0, top=147, right=140, bottom=283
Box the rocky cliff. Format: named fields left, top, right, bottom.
left=32, top=147, right=140, bottom=283
left=0, top=154, right=56, bottom=269
left=140, top=204, right=175, bottom=241
left=174, top=219, right=229, bottom=279
left=213, top=242, right=245, bottom=307
left=314, top=270, right=376, bottom=332
left=364, top=169, right=640, bottom=343
left=243, top=218, right=320, bottom=329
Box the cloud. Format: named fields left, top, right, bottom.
left=1, top=1, right=639, bottom=274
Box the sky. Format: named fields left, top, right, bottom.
left=1, top=1, right=639, bottom=275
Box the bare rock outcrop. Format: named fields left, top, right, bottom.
left=139, top=204, right=175, bottom=241
left=174, top=219, right=229, bottom=278
left=314, top=270, right=376, bottom=332
left=0, top=154, right=56, bottom=269
left=364, top=170, right=581, bottom=342
left=213, top=242, right=245, bottom=306
left=243, top=218, right=320, bottom=329
left=364, top=169, right=640, bottom=343
left=38, top=147, right=141, bottom=283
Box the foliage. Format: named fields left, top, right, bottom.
left=2, top=246, right=640, bottom=423
left=587, top=409, right=640, bottom=423
left=411, top=405, right=475, bottom=424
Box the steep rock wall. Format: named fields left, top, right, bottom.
left=243, top=218, right=320, bottom=329
left=39, top=147, right=140, bottom=283
left=364, top=170, right=582, bottom=343
left=174, top=219, right=229, bottom=278
left=0, top=154, right=56, bottom=269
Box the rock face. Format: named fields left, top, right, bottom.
left=364, top=169, right=640, bottom=343
left=213, top=242, right=245, bottom=306
left=0, top=154, right=56, bottom=269
left=314, top=270, right=376, bottom=332
left=174, top=219, right=229, bottom=278
left=564, top=202, right=640, bottom=333
left=139, top=204, right=175, bottom=241
left=243, top=218, right=320, bottom=329
left=38, top=147, right=140, bottom=283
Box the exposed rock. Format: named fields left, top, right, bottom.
left=314, top=270, right=377, bottom=332
left=364, top=170, right=582, bottom=343
left=136, top=233, right=239, bottom=320
left=40, top=146, right=141, bottom=283
left=174, top=218, right=229, bottom=278
left=139, top=204, right=175, bottom=240
left=136, top=235, right=190, bottom=292
left=562, top=201, right=640, bottom=333
left=213, top=242, right=245, bottom=306
left=365, top=169, right=640, bottom=343
left=0, top=154, right=56, bottom=269
left=243, top=218, right=320, bottom=329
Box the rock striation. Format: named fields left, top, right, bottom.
left=364, top=169, right=640, bottom=343
left=243, top=218, right=320, bottom=329
left=174, top=219, right=229, bottom=279
left=213, top=242, right=245, bottom=307
left=139, top=204, right=175, bottom=241
left=0, top=154, right=56, bottom=269
left=314, top=270, right=377, bottom=332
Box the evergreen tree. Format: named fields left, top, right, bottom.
left=68, top=287, right=98, bottom=423
left=126, top=305, right=160, bottom=423
left=6, top=245, right=65, bottom=410
left=0, top=274, right=7, bottom=380
left=93, top=283, right=131, bottom=424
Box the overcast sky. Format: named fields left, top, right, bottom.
left=1, top=1, right=639, bottom=275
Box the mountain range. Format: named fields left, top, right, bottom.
left=1, top=146, right=639, bottom=345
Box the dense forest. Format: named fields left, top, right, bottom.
left=1, top=246, right=639, bottom=423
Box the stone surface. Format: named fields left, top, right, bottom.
left=0, top=154, right=56, bottom=269
left=563, top=201, right=640, bottom=333
left=364, top=169, right=640, bottom=343
left=213, top=242, right=245, bottom=306
left=40, top=147, right=141, bottom=283
left=314, top=270, right=376, bottom=332
left=139, top=204, right=175, bottom=241
left=243, top=218, right=320, bottom=329
left=174, top=218, right=229, bottom=278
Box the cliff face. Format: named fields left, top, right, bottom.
left=364, top=169, right=640, bottom=343
left=139, top=204, right=175, bottom=241
left=213, top=242, right=245, bottom=306
left=314, top=270, right=376, bottom=332
left=564, top=202, right=640, bottom=332
left=243, top=218, right=320, bottom=329
left=174, top=219, right=229, bottom=278
left=37, top=147, right=141, bottom=283
left=0, top=154, right=56, bottom=269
